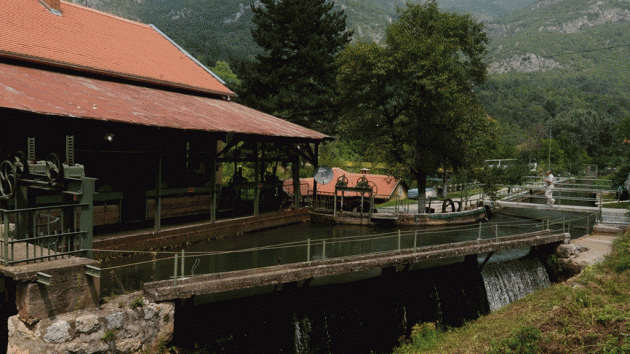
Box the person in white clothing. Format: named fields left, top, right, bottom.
left=544, top=170, right=556, bottom=205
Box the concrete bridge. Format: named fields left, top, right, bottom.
left=143, top=229, right=569, bottom=302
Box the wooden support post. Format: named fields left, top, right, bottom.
left=79, top=178, right=95, bottom=259
left=312, top=143, right=319, bottom=209
left=292, top=153, right=300, bottom=210
left=254, top=143, right=260, bottom=216
left=210, top=139, right=217, bottom=223
left=14, top=187, right=29, bottom=241
left=154, top=156, right=162, bottom=232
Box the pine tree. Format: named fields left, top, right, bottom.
left=237, top=0, right=352, bottom=132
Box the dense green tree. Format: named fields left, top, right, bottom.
left=236, top=0, right=352, bottom=133
left=210, top=61, right=241, bottom=90
left=336, top=1, right=496, bottom=211
left=551, top=109, right=615, bottom=158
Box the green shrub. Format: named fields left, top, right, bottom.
left=604, top=232, right=630, bottom=272
left=129, top=296, right=145, bottom=309
left=489, top=326, right=541, bottom=354
left=393, top=322, right=439, bottom=353
left=410, top=322, right=438, bottom=350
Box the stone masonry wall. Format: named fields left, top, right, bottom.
left=7, top=292, right=174, bottom=354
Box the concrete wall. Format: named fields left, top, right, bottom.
left=14, top=260, right=101, bottom=326
left=8, top=292, right=174, bottom=354
left=94, top=208, right=310, bottom=252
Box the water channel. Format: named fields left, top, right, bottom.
left=100, top=212, right=593, bottom=297
left=97, top=190, right=599, bottom=353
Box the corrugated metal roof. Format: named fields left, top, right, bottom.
left=0, top=63, right=329, bottom=140
left=0, top=0, right=234, bottom=97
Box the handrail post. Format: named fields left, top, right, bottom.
left=413, top=230, right=417, bottom=251
left=173, top=253, right=178, bottom=286
left=322, top=240, right=326, bottom=261
left=3, top=213, right=8, bottom=264
left=397, top=230, right=401, bottom=251
left=307, top=238, right=311, bottom=262
left=478, top=222, right=482, bottom=240
left=181, top=250, right=185, bottom=278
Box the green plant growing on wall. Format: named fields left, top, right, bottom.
left=129, top=296, right=145, bottom=309
left=102, top=330, right=116, bottom=342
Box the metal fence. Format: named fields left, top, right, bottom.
left=0, top=203, right=90, bottom=265
left=99, top=212, right=597, bottom=294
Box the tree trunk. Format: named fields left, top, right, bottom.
left=416, top=171, right=427, bottom=214
left=442, top=172, right=449, bottom=198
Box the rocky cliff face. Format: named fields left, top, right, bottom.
left=541, top=6, right=630, bottom=33
left=486, top=0, right=630, bottom=73
left=488, top=53, right=563, bottom=74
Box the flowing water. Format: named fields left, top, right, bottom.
left=481, top=258, right=552, bottom=312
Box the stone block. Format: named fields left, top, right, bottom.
left=8, top=292, right=174, bottom=353
left=16, top=260, right=101, bottom=325
left=106, top=311, right=124, bottom=329
left=116, top=337, right=143, bottom=353
left=43, top=320, right=72, bottom=343
left=75, top=314, right=99, bottom=333
left=86, top=341, right=110, bottom=354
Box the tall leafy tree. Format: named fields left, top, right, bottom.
left=336, top=1, right=497, bottom=211
left=237, top=0, right=352, bottom=132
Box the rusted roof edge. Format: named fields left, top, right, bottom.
left=9, top=107, right=331, bottom=143
left=0, top=50, right=236, bottom=100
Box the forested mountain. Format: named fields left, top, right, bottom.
left=478, top=0, right=630, bottom=171
left=69, top=0, right=539, bottom=64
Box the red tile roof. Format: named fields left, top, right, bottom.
left=285, top=167, right=402, bottom=199
left=0, top=63, right=328, bottom=140
left=0, top=0, right=234, bottom=97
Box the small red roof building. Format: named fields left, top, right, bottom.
left=284, top=167, right=407, bottom=203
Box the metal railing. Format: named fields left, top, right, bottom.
left=1, top=203, right=90, bottom=265
left=99, top=212, right=597, bottom=293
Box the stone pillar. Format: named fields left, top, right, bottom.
left=15, top=259, right=101, bottom=326
left=8, top=291, right=174, bottom=354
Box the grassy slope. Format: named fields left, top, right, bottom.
left=393, top=229, right=630, bottom=353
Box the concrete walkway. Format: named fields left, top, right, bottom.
left=571, top=234, right=617, bottom=265
left=570, top=223, right=625, bottom=265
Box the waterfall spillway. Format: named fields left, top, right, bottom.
left=481, top=258, right=551, bottom=312
left=174, top=257, right=554, bottom=353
